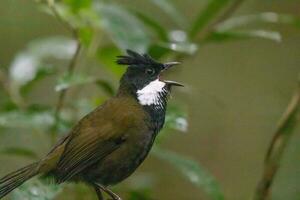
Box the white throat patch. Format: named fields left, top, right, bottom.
left=137, top=79, right=167, bottom=106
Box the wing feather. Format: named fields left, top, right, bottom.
left=55, top=103, right=129, bottom=183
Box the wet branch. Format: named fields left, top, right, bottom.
left=254, top=79, right=300, bottom=200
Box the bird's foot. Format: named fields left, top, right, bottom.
left=104, top=190, right=122, bottom=200
left=94, top=183, right=122, bottom=200
left=107, top=194, right=122, bottom=200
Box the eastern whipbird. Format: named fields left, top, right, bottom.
left=0, top=50, right=183, bottom=200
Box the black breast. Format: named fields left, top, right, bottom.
left=142, top=91, right=169, bottom=134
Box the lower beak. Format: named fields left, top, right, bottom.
left=162, top=62, right=184, bottom=87
left=164, top=80, right=184, bottom=87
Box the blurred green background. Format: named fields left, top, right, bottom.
left=0, top=0, right=300, bottom=200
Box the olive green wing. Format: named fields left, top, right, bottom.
left=55, top=113, right=127, bottom=183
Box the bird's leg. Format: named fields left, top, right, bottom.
left=94, top=183, right=122, bottom=200
left=94, top=185, right=104, bottom=200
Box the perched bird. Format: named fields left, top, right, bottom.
left=0, top=49, right=183, bottom=200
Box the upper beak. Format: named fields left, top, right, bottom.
left=163, top=62, right=181, bottom=70
left=162, top=62, right=184, bottom=87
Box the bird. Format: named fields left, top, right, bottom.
left=0, top=49, right=183, bottom=200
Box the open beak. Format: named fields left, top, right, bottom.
left=164, top=80, right=184, bottom=87
left=163, top=62, right=181, bottom=70
left=161, top=62, right=184, bottom=87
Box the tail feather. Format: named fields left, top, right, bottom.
left=0, top=162, right=39, bottom=199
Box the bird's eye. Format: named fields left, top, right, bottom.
left=145, top=68, right=155, bottom=76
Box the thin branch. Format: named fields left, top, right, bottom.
left=51, top=41, right=81, bottom=144
left=53, top=42, right=82, bottom=120
left=47, top=0, right=77, bottom=37
left=254, top=79, right=300, bottom=200
left=47, top=0, right=82, bottom=142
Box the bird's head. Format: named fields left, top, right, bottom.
left=117, top=49, right=183, bottom=107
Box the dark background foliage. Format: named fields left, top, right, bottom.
left=0, top=0, right=300, bottom=200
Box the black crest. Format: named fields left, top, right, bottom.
left=116, top=49, right=162, bottom=67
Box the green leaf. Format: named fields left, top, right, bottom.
left=9, top=53, right=40, bottom=86
left=0, top=99, right=18, bottom=112
left=44, top=3, right=86, bottom=28
left=207, top=30, right=282, bottom=42
left=152, top=147, right=224, bottom=200
left=165, top=104, right=188, bottom=132
left=156, top=104, right=188, bottom=143
left=78, top=27, right=94, bottom=46
left=96, top=3, right=150, bottom=52
left=148, top=44, right=171, bottom=59
left=20, top=67, right=55, bottom=96
left=216, top=12, right=300, bottom=32
left=149, top=0, right=186, bottom=27
left=0, top=110, right=54, bottom=130
left=63, top=0, right=92, bottom=13
left=0, top=147, right=38, bottom=159
left=97, top=46, right=125, bottom=78
left=11, top=178, right=62, bottom=200
left=134, top=11, right=169, bottom=41
left=55, top=74, right=96, bottom=92
left=128, top=188, right=153, bottom=200
left=157, top=41, right=198, bottom=55
left=27, top=36, right=77, bottom=60
left=95, top=80, right=116, bottom=96
left=9, top=36, right=76, bottom=86
left=157, top=30, right=198, bottom=55
left=189, top=0, right=231, bottom=38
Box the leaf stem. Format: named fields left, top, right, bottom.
left=254, top=78, right=300, bottom=200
